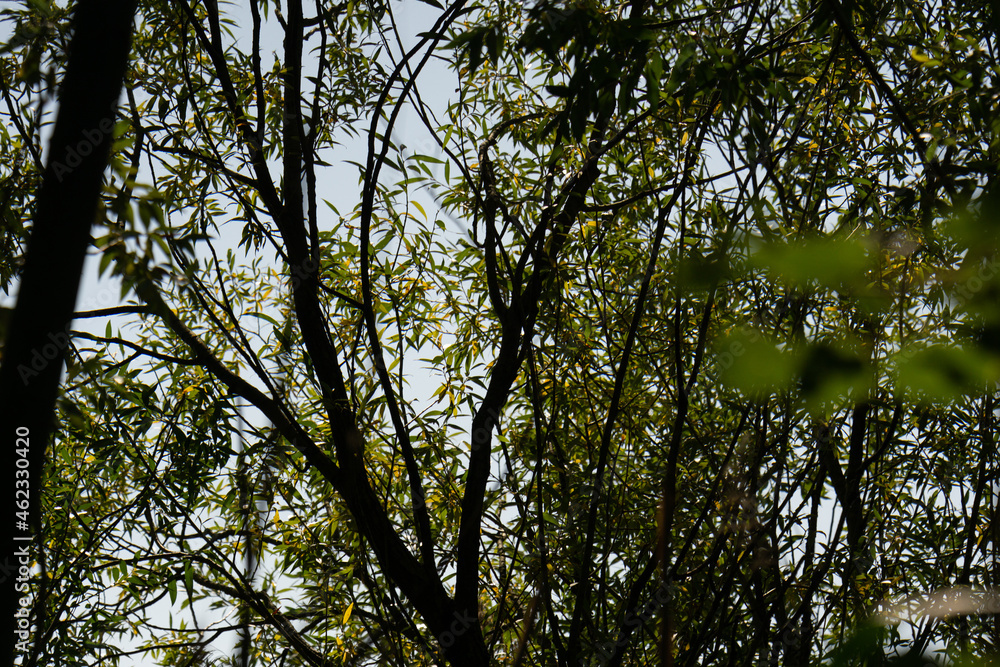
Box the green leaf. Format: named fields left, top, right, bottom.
left=751, top=236, right=871, bottom=288
left=894, top=345, right=1000, bottom=402
left=716, top=329, right=799, bottom=395
left=798, top=340, right=873, bottom=410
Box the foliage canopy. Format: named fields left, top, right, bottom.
left=3, top=0, right=1000, bottom=665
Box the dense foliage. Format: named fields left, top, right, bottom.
left=3, top=0, right=1000, bottom=664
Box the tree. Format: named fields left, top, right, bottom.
left=2, top=0, right=1000, bottom=665
left=0, top=2, right=136, bottom=666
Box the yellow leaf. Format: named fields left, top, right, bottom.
left=343, top=601, right=354, bottom=625
left=799, top=76, right=818, bottom=85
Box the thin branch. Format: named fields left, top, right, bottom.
left=71, top=330, right=198, bottom=365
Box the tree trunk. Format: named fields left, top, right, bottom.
left=0, top=2, right=136, bottom=664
